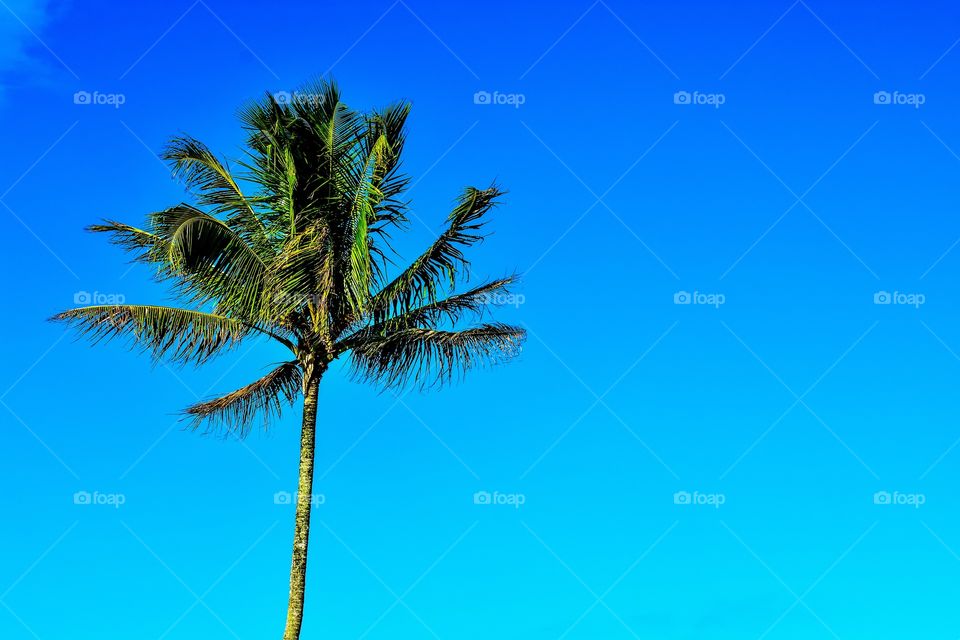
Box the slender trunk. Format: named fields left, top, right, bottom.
left=282, top=374, right=320, bottom=640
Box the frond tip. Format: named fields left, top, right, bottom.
left=184, top=361, right=302, bottom=436
left=348, top=322, right=525, bottom=390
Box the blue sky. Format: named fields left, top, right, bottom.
left=3, top=0, right=960, bottom=638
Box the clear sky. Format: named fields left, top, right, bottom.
left=3, top=0, right=960, bottom=638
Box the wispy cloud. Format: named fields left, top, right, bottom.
left=0, top=0, right=74, bottom=99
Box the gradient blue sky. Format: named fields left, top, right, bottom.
left=3, top=0, right=960, bottom=638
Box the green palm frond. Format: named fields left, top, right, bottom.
left=154, top=205, right=269, bottom=317
left=90, top=207, right=270, bottom=320
left=394, top=276, right=518, bottom=328
left=366, top=102, right=410, bottom=217
left=162, top=136, right=272, bottom=256
left=370, top=186, right=504, bottom=324
left=348, top=322, right=525, bottom=390
left=295, top=82, right=372, bottom=318
left=87, top=220, right=168, bottom=264
left=184, top=361, right=302, bottom=435
left=338, top=276, right=519, bottom=349
left=267, top=222, right=334, bottom=337
left=51, top=305, right=249, bottom=366
left=360, top=103, right=412, bottom=277
left=237, top=94, right=298, bottom=236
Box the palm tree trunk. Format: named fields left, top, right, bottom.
left=282, top=374, right=320, bottom=640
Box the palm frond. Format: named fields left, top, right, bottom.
left=184, top=361, right=302, bottom=435
left=162, top=136, right=271, bottom=256
left=348, top=322, right=525, bottom=390
left=90, top=209, right=277, bottom=330
left=237, top=96, right=300, bottom=237
left=338, top=276, right=519, bottom=348
left=370, top=186, right=504, bottom=323
left=50, top=305, right=248, bottom=366
left=88, top=220, right=168, bottom=264
left=366, top=102, right=410, bottom=214
left=267, top=222, right=334, bottom=337
left=363, top=103, right=412, bottom=276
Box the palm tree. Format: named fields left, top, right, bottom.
left=52, top=80, right=525, bottom=640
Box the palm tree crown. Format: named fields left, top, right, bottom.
left=53, top=79, right=526, bottom=434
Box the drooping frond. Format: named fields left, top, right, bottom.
left=370, top=186, right=504, bottom=324
left=348, top=322, right=525, bottom=390
left=184, top=361, right=302, bottom=435
left=150, top=205, right=269, bottom=318
left=51, top=305, right=248, bottom=366
left=89, top=207, right=271, bottom=322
